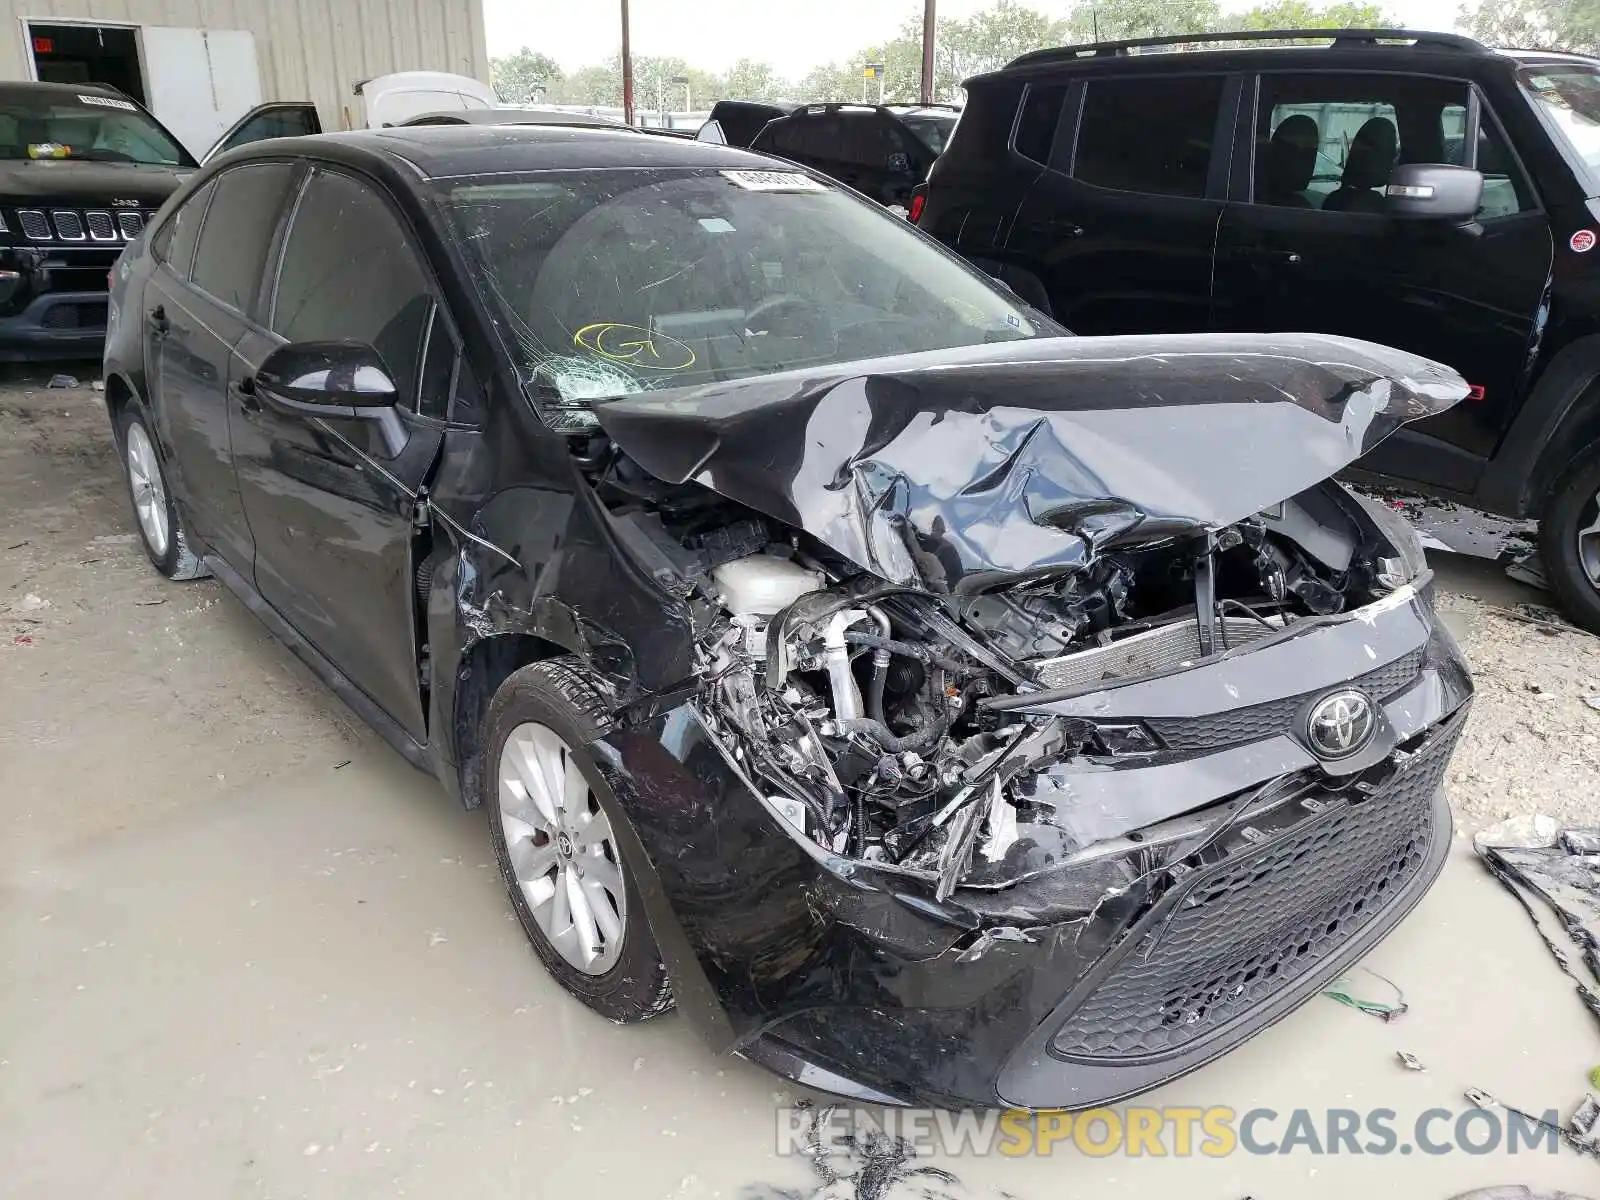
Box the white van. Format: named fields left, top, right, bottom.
left=200, top=70, right=496, bottom=163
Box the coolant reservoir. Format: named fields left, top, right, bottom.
left=713, top=554, right=823, bottom=617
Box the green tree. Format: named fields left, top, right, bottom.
left=1062, top=0, right=1225, bottom=43
left=720, top=58, right=790, bottom=103
left=1228, top=0, right=1395, bottom=31
left=489, top=48, right=563, bottom=103
left=554, top=60, right=623, bottom=107
left=1460, top=0, right=1600, bottom=53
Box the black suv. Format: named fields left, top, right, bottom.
left=0, top=81, right=194, bottom=360
left=752, top=103, right=956, bottom=210
left=919, top=28, right=1600, bottom=631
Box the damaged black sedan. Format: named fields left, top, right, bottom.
left=103, top=126, right=1474, bottom=1110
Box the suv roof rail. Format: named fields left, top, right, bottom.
left=1006, top=27, right=1488, bottom=68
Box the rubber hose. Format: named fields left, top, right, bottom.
left=843, top=631, right=964, bottom=674
left=867, top=649, right=889, bottom=725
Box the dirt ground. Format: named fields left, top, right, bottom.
left=3, top=373, right=1599, bottom=1199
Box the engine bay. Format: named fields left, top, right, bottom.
left=579, top=435, right=1419, bottom=898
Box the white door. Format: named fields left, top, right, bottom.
left=139, top=27, right=263, bottom=158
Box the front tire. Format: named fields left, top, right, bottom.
left=119, top=407, right=208, bottom=581
left=484, top=658, right=673, bottom=1023
left=1538, top=446, right=1600, bottom=634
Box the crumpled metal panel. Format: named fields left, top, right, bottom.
left=595, top=331, right=1468, bottom=593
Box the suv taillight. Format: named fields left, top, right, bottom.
left=908, top=187, right=927, bottom=225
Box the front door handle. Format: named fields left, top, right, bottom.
left=147, top=305, right=169, bottom=337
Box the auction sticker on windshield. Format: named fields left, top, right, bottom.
left=78, top=94, right=136, bottom=111
left=719, top=170, right=827, bottom=192
left=1572, top=229, right=1596, bottom=253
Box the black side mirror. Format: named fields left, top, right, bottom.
left=1386, top=163, right=1484, bottom=223
left=257, top=341, right=398, bottom=415
left=255, top=341, right=409, bottom=457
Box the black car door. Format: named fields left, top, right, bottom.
left=228, top=166, right=448, bottom=739
left=201, top=102, right=323, bottom=165
left=1212, top=71, right=1552, bottom=494
left=144, top=164, right=298, bottom=571
left=1006, top=72, right=1236, bottom=333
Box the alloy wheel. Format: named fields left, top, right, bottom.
left=1578, top=485, right=1600, bottom=589
left=126, top=422, right=170, bottom=559
left=496, top=722, right=626, bottom=975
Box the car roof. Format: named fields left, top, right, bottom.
left=0, top=80, right=136, bottom=103
left=403, top=108, right=622, bottom=128
left=226, top=124, right=787, bottom=180
left=981, top=27, right=1590, bottom=82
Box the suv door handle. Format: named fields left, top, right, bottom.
left=1234, top=247, right=1302, bottom=265
left=147, top=305, right=169, bottom=337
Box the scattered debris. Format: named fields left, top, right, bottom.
left=1467, top=1088, right=1600, bottom=1159
left=1476, top=825, right=1600, bottom=1029
left=334, top=760, right=351, bottom=770
left=1505, top=551, right=1549, bottom=591
left=1573, top=1093, right=1600, bottom=1154
left=133, top=597, right=167, bottom=607
left=46, top=374, right=78, bottom=389
left=1322, top=966, right=1408, bottom=1021
left=16, top=593, right=49, bottom=612
left=11, top=635, right=33, bottom=646
left=1591, top=1065, right=1600, bottom=1092
left=1474, top=814, right=1559, bottom=853
left=739, top=1102, right=968, bottom=1200
left=5, top=541, right=25, bottom=550
left=1396, top=1050, right=1425, bottom=1072
left=1583, top=695, right=1600, bottom=714
left=90, top=380, right=105, bottom=392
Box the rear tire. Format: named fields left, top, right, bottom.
left=1538, top=446, right=1600, bottom=635
left=118, top=406, right=209, bottom=581
left=484, top=657, right=673, bottom=1023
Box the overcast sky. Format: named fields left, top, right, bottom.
left=482, top=0, right=1468, bottom=77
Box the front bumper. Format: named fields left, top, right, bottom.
left=598, top=582, right=1471, bottom=1110
left=0, top=288, right=109, bottom=360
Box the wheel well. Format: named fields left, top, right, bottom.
left=1531, top=390, right=1600, bottom=514
left=104, top=374, right=134, bottom=445
left=452, top=632, right=566, bottom=809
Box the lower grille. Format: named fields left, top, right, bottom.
left=1050, top=719, right=1459, bottom=1061
left=40, top=301, right=108, bottom=330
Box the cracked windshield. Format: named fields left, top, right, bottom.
left=439, top=168, right=1044, bottom=425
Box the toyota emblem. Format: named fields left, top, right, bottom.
left=1307, top=690, right=1376, bottom=759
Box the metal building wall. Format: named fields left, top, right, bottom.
left=0, top=0, right=489, bottom=130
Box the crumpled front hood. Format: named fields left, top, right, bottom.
left=594, top=332, right=1468, bottom=593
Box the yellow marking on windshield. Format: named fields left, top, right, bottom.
left=573, top=323, right=697, bottom=371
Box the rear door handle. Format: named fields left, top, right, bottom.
left=147, top=305, right=169, bottom=337
left=1234, top=247, right=1302, bottom=265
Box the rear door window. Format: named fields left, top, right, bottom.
left=151, top=178, right=215, bottom=278
left=1073, top=75, right=1225, bottom=197
left=1014, top=84, right=1068, bottom=165
left=189, top=163, right=296, bottom=313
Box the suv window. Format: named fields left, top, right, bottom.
left=1015, top=84, right=1068, bottom=165
left=152, top=179, right=215, bottom=277
left=271, top=170, right=433, bottom=407
left=1253, top=74, right=1473, bottom=213
left=1074, top=76, right=1224, bottom=197
left=190, top=163, right=297, bottom=313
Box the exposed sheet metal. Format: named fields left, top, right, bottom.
left=595, top=332, right=1468, bottom=593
